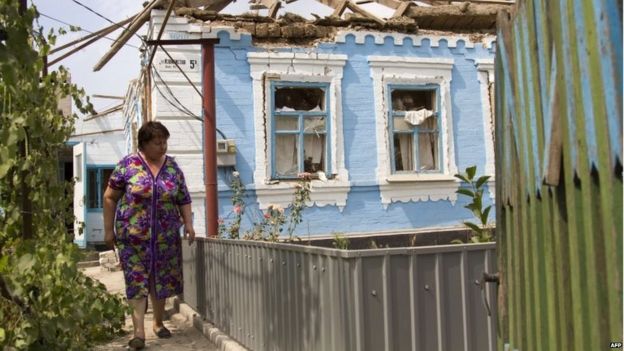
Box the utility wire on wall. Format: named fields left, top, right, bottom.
left=151, top=67, right=227, bottom=140
left=151, top=67, right=199, bottom=118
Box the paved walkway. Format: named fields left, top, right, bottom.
left=83, top=266, right=218, bottom=350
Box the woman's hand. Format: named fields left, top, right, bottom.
left=104, top=230, right=115, bottom=249
left=179, top=204, right=195, bottom=245
left=184, top=225, right=195, bottom=245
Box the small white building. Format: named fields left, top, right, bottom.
left=65, top=103, right=126, bottom=247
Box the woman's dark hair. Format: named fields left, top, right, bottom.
left=137, top=121, right=170, bottom=150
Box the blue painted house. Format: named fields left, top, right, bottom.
left=123, top=2, right=502, bottom=239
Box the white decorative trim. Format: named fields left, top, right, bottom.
left=336, top=30, right=496, bottom=49
left=149, top=11, right=243, bottom=41
left=368, top=55, right=459, bottom=207
left=247, top=52, right=351, bottom=210
left=484, top=37, right=497, bottom=49
left=475, top=59, right=495, bottom=82
left=255, top=181, right=351, bottom=211
left=201, top=26, right=242, bottom=41
left=386, top=173, right=457, bottom=182
left=475, top=59, right=496, bottom=181
left=379, top=181, right=459, bottom=208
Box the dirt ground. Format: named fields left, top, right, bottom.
left=83, top=266, right=218, bottom=350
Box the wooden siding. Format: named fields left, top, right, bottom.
left=495, top=1, right=622, bottom=350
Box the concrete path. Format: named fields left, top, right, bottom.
left=83, top=266, right=218, bottom=350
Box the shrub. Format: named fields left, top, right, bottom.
left=454, top=166, right=494, bottom=243
left=0, top=2, right=126, bottom=348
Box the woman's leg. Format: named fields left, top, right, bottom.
left=128, top=297, right=147, bottom=339
left=149, top=291, right=166, bottom=330
left=149, top=273, right=166, bottom=330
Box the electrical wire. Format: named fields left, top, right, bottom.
left=159, top=45, right=203, bottom=99
left=151, top=67, right=199, bottom=118
left=150, top=67, right=228, bottom=140
left=70, top=0, right=145, bottom=42
left=38, top=13, right=140, bottom=49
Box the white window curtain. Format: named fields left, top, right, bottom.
left=397, top=134, right=413, bottom=171
left=418, top=133, right=437, bottom=170
left=275, top=135, right=298, bottom=177
left=304, top=134, right=325, bottom=172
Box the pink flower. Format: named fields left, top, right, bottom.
left=263, top=212, right=271, bottom=219
left=233, top=204, right=241, bottom=214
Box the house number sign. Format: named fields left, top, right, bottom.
left=157, top=55, right=200, bottom=72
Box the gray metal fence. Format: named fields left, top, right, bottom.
left=182, top=238, right=497, bottom=351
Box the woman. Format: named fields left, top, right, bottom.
left=103, top=121, right=195, bottom=350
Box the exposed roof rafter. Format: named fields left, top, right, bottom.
left=93, top=0, right=162, bottom=72
left=392, top=1, right=412, bottom=17
left=250, top=0, right=283, bottom=18
left=316, top=0, right=385, bottom=24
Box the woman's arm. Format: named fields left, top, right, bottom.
left=179, top=204, right=195, bottom=244
left=103, top=186, right=123, bottom=248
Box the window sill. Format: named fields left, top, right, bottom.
left=255, top=178, right=351, bottom=212
left=385, top=173, right=457, bottom=183
left=379, top=174, right=460, bottom=208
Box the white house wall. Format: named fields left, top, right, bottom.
left=142, top=11, right=497, bottom=237
left=70, top=111, right=126, bottom=244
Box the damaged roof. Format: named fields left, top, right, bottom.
left=91, top=0, right=512, bottom=71
left=160, top=0, right=515, bottom=33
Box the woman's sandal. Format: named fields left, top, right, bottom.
left=128, top=336, right=145, bottom=350
left=154, top=326, right=172, bottom=339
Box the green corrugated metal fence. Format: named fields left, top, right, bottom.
left=495, top=1, right=622, bottom=350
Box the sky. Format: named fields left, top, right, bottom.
left=31, top=0, right=393, bottom=114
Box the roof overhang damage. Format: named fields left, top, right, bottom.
left=88, top=0, right=512, bottom=71
left=166, top=0, right=514, bottom=38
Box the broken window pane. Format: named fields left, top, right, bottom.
left=275, top=87, right=325, bottom=112
left=391, top=89, right=435, bottom=111
left=275, top=134, right=299, bottom=177
left=276, top=115, right=298, bottom=131
left=394, top=133, right=414, bottom=171
left=304, top=134, right=325, bottom=173
left=418, top=132, right=438, bottom=171
left=304, top=116, right=326, bottom=133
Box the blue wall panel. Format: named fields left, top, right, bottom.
left=213, top=32, right=496, bottom=236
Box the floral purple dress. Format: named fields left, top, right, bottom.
left=108, top=154, right=191, bottom=300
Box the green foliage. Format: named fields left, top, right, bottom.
left=0, top=244, right=128, bottom=350
left=222, top=172, right=244, bottom=239
left=332, top=232, right=349, bottom=250
left=453, top=166, right=494, bottom=244
left=221, top=172, right=312, bottom=242
left=0, top=2, right=123, bottom=349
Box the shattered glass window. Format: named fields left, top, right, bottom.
left=275, top=87, right=325, bottom=112
left=390, top=87, right=439, bottom=173
left=272, top=83, right=329, bottom=179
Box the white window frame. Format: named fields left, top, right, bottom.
left=368, top=56, right=459, bottom=207
left=248, top=52, right=350, bottom=211
left=475, top=58, right=496, bottom=200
